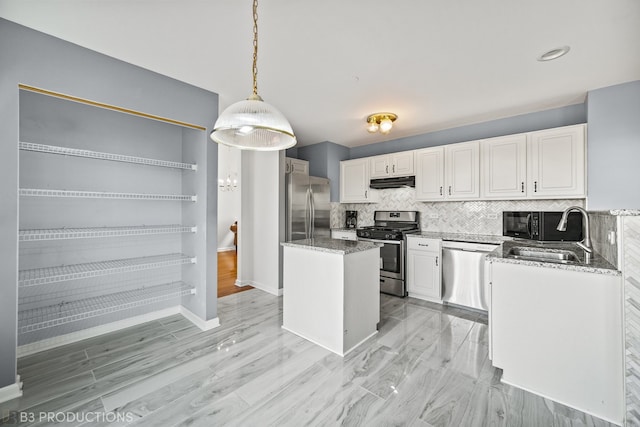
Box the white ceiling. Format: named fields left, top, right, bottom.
left=1, top=0, right=639, bottom=148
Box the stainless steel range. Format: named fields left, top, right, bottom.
left=356, top=211, right=420, bottom=297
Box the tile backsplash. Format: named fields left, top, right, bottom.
left=589, top=211, right=618, bottom=268
left=330, top=187, right=585, bottom=236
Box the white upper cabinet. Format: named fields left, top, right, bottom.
left=285, top=157, right=309, bottom=175
left=369, top=152, right=415, bottom=178
left=527, top=124, right=586, bottom=198
left=369, top=155, right=390, bottom=178
left=445, top=141, right=480, bottom=200
left=340, top=158, right=377, bottom=203
left=391, top=151, right=414, bottom=176
left=481, top=134, right=527, bottom=199
left=416, top=142, right=480, bottom=201
left=415, top=147, right=445, bottom=201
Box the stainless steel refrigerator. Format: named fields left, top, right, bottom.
left=286, top=174, right=330, bottom=240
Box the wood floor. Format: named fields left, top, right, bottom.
left=217, top=250, right=252, bottom=298
left=1, top=289, right=615, bottom=426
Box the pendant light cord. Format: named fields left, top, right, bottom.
left=252, top=0, right=259, bottom=96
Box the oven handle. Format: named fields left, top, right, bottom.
left=357, top=238, right=402, bottom=245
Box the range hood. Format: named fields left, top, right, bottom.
left=369, top=176, right=416, bottom=189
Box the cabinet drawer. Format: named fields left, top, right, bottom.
left=407, top=237, right=441, bottom=251
left=332, top=230, right=358, bottom=241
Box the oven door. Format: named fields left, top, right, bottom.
left=358, top=238, right=405, bottom=296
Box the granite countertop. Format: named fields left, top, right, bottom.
left=330, top=228, right=358, bottom=232
left=409, top=232, right=510, bottom=245
left=486, top=240, right=620, bottom=276
left=609, top=209, right=640, bottom=216
left=281, top=237, right=381, bottom=255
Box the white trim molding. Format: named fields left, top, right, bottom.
left=0, top=381, right=22, bottom=404
left=180, top=307, right=220, bottom=331
left=235, top=279, right=282, bottom=296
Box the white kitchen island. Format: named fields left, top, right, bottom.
left=281, top=238, right=381, bottom=356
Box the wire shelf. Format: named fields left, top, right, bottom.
left=19, top=253, right=197, bottom=287
left=19, top=142, right=197, bottom=171
left=19, top=188, right=197, bottom=202
left=19, top=225, right=197, bottom=241
left=18, top=282, right=195, bottom=334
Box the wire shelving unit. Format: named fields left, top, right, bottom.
left=19, top=142, right=197, bottom=171
left=19, top=188, right=197, bottom=202
left=19, top=225, right=197, bottom=242
left=19, top=253, right=197, bottom=288
left=18, top=281, right=196, bottom=334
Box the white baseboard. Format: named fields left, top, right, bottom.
left=217, top=247, right=236, bottom=252
left=17, top=307, right=180, bottom=357
left=0, top=381, right=23, bottom=404
left=180, top=307, right=220, bottom=331
left=235, top=279, right=282, bottom=296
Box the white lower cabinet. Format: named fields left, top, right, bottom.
left=489, top=261, right=623, bottom=424
left=406, top=237, right=442, bottom=302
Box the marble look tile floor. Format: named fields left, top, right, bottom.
left=0, top=289, right=615, bottom=427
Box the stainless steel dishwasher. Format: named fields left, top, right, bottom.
left=441, top=240, right=499, bottom=311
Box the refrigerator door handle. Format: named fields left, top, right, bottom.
left=304, top=188, right=311, bottom=239
left=310, top=188, right=315, bottom=238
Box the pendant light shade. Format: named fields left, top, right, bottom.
left=211, top=95, right=296, bottom=151
left=210, top=0, right=296, bottom=151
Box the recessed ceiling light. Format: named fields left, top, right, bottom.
left=537, top=46, right=571, bottom=61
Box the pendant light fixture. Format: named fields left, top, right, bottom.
left=210, top=0, right=296, bottom=151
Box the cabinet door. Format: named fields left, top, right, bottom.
left=415, top=147, right=445, bottom=201
left=481, top=134, right=527, bottom=199
left=391, top=152, right=414, bottom=176
left=446, top=141, right=480, bottom=199
left=528, top=124, right=585, bottom=198
left=407, top=249, right=441, bottom=301
left=370, top=155, right=390, bottom=178
left=340, top=159, right=374, bottom=203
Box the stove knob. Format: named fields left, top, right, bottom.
left=385, top=233, right=392, bottom=239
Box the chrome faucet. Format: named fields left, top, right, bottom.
left=557, top=206, right=592, bottom=256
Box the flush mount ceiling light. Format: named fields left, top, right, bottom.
left=537, top=46, right=571, bottom=62
left=210, top=0, right=296, bottom=151
left=366, top=113, right=398, bottom=135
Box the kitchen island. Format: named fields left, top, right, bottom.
left=281, top=238, right=381, bottom=356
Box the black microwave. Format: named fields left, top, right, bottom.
left=503, top=211, right=583, bottom=241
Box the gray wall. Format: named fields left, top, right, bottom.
left=587, top=81, right=640, bottom=210
left=350, top=103, right=586, bottom=159
left=292, top=103, right=586, bottom=202
left=0, top=18, right=218, bottom=388
left=297, top=141, right=350, bottom=202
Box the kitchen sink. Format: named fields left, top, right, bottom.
left=506, top=247, right=580, bottom=263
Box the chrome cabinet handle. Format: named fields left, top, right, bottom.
left=521, top=182, right=524, bottom=193
left=436, top=256, right=438, bottom=267
left=418, top=243, right=429, bottom=247
left=393, top=164, right=396, bottom=173
left=448, top=186, right=452, bottom=195
left=534, top=181, right=538, bottom=192
left=386, top=165, right=389, bottom=174
left=365, top=190, right=368, bottom=199
left=439, top=186, right=443, bottom=196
